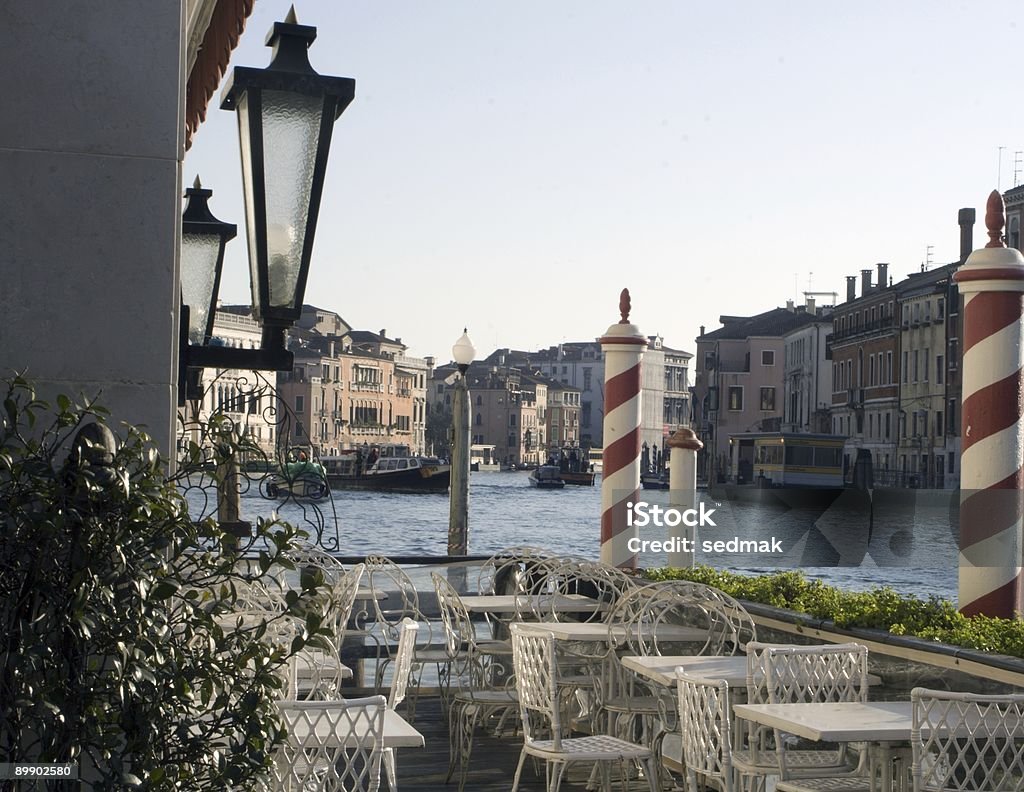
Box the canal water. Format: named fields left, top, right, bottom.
left=205, top=471, right=961, bottom=601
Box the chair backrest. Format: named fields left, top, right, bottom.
left=388, top=619, right=420, bottom=711
left=365, top=555, right=438, bottom=648
left=912, top=687, right=1024, bottom=792
left=615, top=580, right=755, bottom=657
left=323, top=563, right=366, bottom=651
left=676, top=671, right=734, bottom=792
left=431, top=571, right=488, bottom=687
left=510, top=623, right=563, bottom=750
left=477, top=546, right=557, bottom=595
left=271, top=695, right=386, bottom=792
left=526, top=558, right=634, bottom=623
left=749, top=642, right=869, bottom=706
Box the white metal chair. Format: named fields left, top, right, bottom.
left=291, top=564, right=365, bottom=699
left=509, top=623, right=658, bottom=792
left=382, top=619, right=419, bottom=792
left=671, top=671, right=739, bottom=792
left=741, top=642, right=871, bottom=792
left=432, top=571, right=517, bottom=792
left=912, top=687, right=1024, bottom=792
left=365, top=554, right=451, bottom=717
left=268, top=695, right=387, bottom=791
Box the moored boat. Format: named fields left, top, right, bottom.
left=641, top=472, right=669, bottom=490
left=266, top=455, right=329, bottom=500
left=321, top=444, right=450, bottom=493
left=529, top=465, right=565, bottom=489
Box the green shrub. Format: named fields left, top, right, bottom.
left=646, top=565, right=1024, bottom=659
left=0, top=376, right=333, bottom=789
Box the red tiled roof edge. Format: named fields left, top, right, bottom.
left=184, top=0, right=255, bottom=151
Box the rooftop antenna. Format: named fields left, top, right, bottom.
left=1015, top=151, right=1023, bottom=188
left=998, top=146, right=1007, bottom=191
left=925, top=245, right=934, bottom=271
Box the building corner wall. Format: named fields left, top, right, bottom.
left=0, top=2, right=185, bottom=458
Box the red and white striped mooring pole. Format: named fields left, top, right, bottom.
left=955, top=190, right=1024, bottom=617
left=600, top=289, right=646, bottom=568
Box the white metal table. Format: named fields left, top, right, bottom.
left=460, top=593, right=605, bottom=616
left=622, top=655, right=884, bottom=689
left=733, top=701, right=913, bottom=792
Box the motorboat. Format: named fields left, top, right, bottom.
left=529, top=465, right=565, bottom=489
left=320, top=444, right=450, bottom=493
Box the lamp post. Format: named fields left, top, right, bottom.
left=448, top=330, right=475, bottom=558
left=177, top=8, right=355, bottom=405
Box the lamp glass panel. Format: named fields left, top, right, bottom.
left=261, top=89, right=323, bottom=308
left=180, top=233, right=221, bottom=345
left=236, top=92, right=261, bottom=316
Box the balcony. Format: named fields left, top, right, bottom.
left=829, top=315, right=895, bottom=344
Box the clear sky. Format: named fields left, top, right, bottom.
left=185, top=0, right=1024, bottom=362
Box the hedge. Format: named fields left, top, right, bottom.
left=644, top=566, right=1024, bottom=659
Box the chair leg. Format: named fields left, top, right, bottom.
left=511, top=749, right=528, bottom=792
left=551, top=761, right=569, bottom=792
left=643, top=757, right=659, bottom=792
left=384, top=746, right=397, bottom=791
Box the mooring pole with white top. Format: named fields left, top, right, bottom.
left=667, top=426, right=703, bottom=568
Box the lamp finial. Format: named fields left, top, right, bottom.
left=985, top=189, right=1007, bottom=248
left=192, top=174, right=202, bottom=190
left=285, top=5, right=298, bottom=24
left=618, top=288, right=631, bottom=324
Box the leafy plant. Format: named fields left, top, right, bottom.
left=0, top=375, right=333, bottom=789
left=646, top=565, right=1024, bottom=660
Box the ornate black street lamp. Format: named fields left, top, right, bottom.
left=178, top=8, right=355, bottom=406
left=178, top=177, right=236, bottom=401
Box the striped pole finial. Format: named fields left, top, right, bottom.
left=600, top=288, right=647, bottom=569
left=954, top=190, right=1024, bottom=618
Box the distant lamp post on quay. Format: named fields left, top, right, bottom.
left=448, top=330, right=476, bottom=558
left=178, top=7, right=355, bottom=406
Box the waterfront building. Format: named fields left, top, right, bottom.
left=663, top=344, right=693, bottom=437
left=1004, top=185, right=1024, bottom=252
left=694, top=306, right=818, bottom=483
left=828, top=265, right=900, bottom=483
left=429, top=360, right=540, bottom=468
left=530, top=373, right=581, bottom=454
left=526, top=343, right=606, bottom=449
left=781, top=297, right=834, bottom=434
left=641, top=336, right=667, bottom=462
left=895, top=265, right=959, bottom=488
left=276, top=309, right=420, bottom=457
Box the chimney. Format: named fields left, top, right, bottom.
left=860, top=269, right=872, bottom=297
left=846, top=276, right=857, bottom=303
left=699, top=324, right=705, bottom=337
left=806, top=295, right=816, bottom=315
left=379, top=328, right=387, bottom=339
left=959, top=207, right=976, bottom=264
left=876, top=263, right=888, bottom=290
left=786, top=299, right=795, bottom=312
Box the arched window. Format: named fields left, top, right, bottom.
left=476, top=395, right=482, bottom=406
left=475, top=413, right=482, bottom=426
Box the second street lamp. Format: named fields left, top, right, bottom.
left=448, top=329, right=476, bottom=557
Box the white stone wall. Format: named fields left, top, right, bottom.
left=0, top=2, right=185, bottom=456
